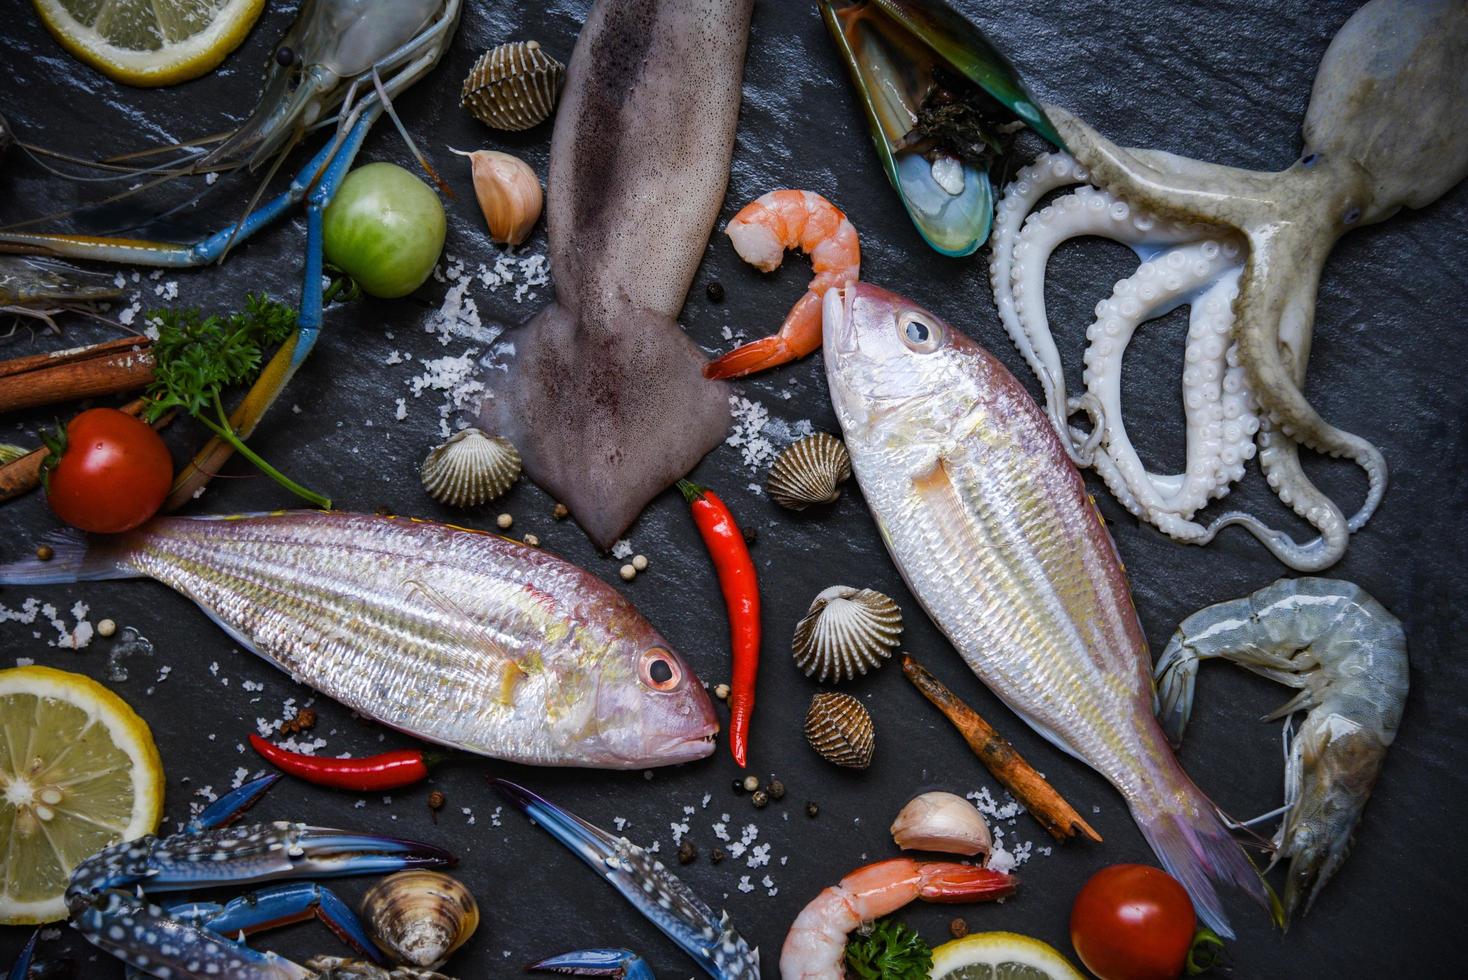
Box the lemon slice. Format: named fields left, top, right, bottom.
left=930, top=931, right=1086, bottom=980
left=33, top=0, right=265, bottom=87
left=0, top=665, right=165, bottom=924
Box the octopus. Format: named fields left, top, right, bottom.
left=988, top=0, right=1468, bottom=571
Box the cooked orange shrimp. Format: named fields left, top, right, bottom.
left=779, top=858, right=1016, bottom=979
left=704, top=189, right=860, bottom=379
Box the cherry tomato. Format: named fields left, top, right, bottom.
left=322, top=162, right=446, bottom=298
left=45, top=408, right=172, bottom=533
left=1070, top=864, right=1196, bottom=980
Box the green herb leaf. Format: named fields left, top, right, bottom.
left=845, top=918, right=933, bottom=980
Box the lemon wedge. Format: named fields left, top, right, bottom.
left=930, top=931, right=1086, bottom=980
left=0, top=665, right=165, bottom=924
left=33, top=0, right=265, bottom=87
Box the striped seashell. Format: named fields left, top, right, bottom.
left=804, top=692, right=875, bottom=769
left=421, top=429, right=521, bottom=508
left=461, top=41, right=566, bottom=131
left=767, top=432, right=851, bottom=510
left=361, top=870, right=479, bottom=970
left=792, top=586, right=903, bottom=683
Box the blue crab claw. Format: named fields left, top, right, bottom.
left=528, top=948, right=655, bottom=980
left=67, top=823, right=453, bottom=906
left=188, top=773, right=281, bottom=833
left=819, top=0, right=1063, bottom=256
left=170, top=881, right=383, bottom=965
left=493, top=779, right=760, bottom=980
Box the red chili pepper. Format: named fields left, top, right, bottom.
left=678, top=479, right=761, bottom=767
left=248, top=734, right=443, bottom=791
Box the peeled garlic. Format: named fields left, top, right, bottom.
left=454, top=149, right=542, bottom=245
left=890, top=791, right=992, bottom=858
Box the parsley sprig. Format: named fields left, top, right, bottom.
left=144, top=294, right=330, bottom=509
left=845, top=918, right=933, bottom=980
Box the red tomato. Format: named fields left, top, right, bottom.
left=45, top=408, right=172, bottom=533
left=1070, top=864, right=1197, bottom=980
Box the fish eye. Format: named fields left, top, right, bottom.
left=899, top=311, right=942, bottom=353
left=639, top=648, right=681, bottom=692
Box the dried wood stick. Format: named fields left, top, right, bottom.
left=903, top=653, right=1103, bottom=843
left=0, top=337, right=154, bottom=414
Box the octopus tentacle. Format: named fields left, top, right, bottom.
left=1233, top=220, right=1388, bottom=532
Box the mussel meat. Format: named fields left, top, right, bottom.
left=820, top=0, right=1063, bottom=256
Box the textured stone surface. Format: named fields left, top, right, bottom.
left=1, top=0, right=1463, bottom=975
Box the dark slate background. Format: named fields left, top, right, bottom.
left=2, top=1, right=1464, bottom=976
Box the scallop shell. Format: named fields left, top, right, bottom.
left=361, top=870, right=479, bottom=970
left=792, top=586, right=903, bottom=682
left=804, top=692, right=875, bottom=769
left=460, top=41, right=566, bottom=131
left=421, top=428, right=521, bottom=508
left=767, top=432, right=851, bottom=510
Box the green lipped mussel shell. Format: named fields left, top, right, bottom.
left=820, top=0, right=1063, bottom=256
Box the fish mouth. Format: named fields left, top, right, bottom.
left=823, top=282, right=859, bottom=355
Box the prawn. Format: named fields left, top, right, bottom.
left=1154, top=577, right=1409, bottom=921
left=779, top=857, right=1015, bottom=979
left=704, top=189, right=860, bottom=379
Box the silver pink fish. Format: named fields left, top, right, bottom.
left=823, top=282, right=1274, bottom=936
left=0, top=511, right=717, bottom=768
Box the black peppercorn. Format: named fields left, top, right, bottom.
left=732, top=779, right=746, bottom=795
left=678, top=840, right=697, bottom=864
left=806, top=801, right=819, bottom=818
left=711, top=847, right=725, bottom=864
left=706, top=281, right=725, bottom=303
left=751, top=790, right=769, bottom=808
left=950, top=917, right=968, bottom=939
left=768, top=779, right=785, bottom=800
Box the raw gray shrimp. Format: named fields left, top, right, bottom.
left=0, top=255, right=122, bottom=333
left=1155, top=577, right=1409, bottom=920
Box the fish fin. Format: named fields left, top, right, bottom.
left=484, top=301, right=731, bottom=550
left=405, top=577, right=529, bottom=678
left=1130, top=784, right=1281, bottom=939
left=0, top=528, right=139, bottom=584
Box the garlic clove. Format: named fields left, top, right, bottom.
left=454, top=149, right=543, bottom=245
left=890, top=791, right=992, bottom=858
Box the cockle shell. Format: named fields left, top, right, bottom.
left=804, top=691, right=875, bottom=769
left=361, top=870, right=479, bottom=970
left=792, top=586, right=903, bottom=683
left=461, top=41, right=566, bottom=131
left=421, top=428, right=521, bottom=508
left=767, top=432, right=852, bottom=510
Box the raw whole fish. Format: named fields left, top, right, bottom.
left=478, top=0, right=753, bottom=550
left=822, top=282, right=1272, bottom=937
left=0, top=512, right=718, bottom=769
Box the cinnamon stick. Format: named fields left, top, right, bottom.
left=902, top=653, right=1103, bottom=843
left=0, top=336, right=154, bottom=414
left=0, top=398, right=167, bottom=503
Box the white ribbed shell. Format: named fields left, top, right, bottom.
left=767, top=432, right=851, bottom=510
left=421, top=428, right=521, bottom=508
left=804, top=691, right=875, bottom=769
left=791, top=585, right=902, bottom=682
left=461, top=41, right=566, bottom=131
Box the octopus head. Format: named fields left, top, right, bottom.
left=1302, top=0, right=1468, bottom=221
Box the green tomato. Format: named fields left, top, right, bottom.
left=322, top=162, right=446, bottom=299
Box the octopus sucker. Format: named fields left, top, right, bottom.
left=987, top=0, right=1468, bottom=571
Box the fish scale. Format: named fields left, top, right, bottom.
left=0, top=511, right=718, bottom=769
left=824, top=282, right=1272, bottom=937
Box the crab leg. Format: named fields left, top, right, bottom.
left=190, top=773, right=282, bottom=832
left=169, top=882, right=382, bottom=964
left=530, top=948, right=657, bottom=980
left=495, top=779, right=761, bottom=980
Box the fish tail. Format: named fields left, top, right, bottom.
left=0, top=528, right=141, bottom=585
left=1129, top=778, right=1282, bottom=940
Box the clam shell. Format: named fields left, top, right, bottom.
left=804, top=691, right=875, bottom=769
left=792, top=586, right=903, bottom=682
left=460, top=41, right=565, bottom=131
left=767, top=432, right=851, bottom=510
left=361, top=870, right=479, bottom=970
left=421, top=428, right=521, bottom=508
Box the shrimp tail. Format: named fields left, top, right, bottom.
left=704, top=292, right=825, bottom=379
left=1131, top=785, right=1283, bottom=940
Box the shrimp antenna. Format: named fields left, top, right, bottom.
left=16, top=142, right=208, bottom=181
left=218, top=133, right=300, bottom=263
